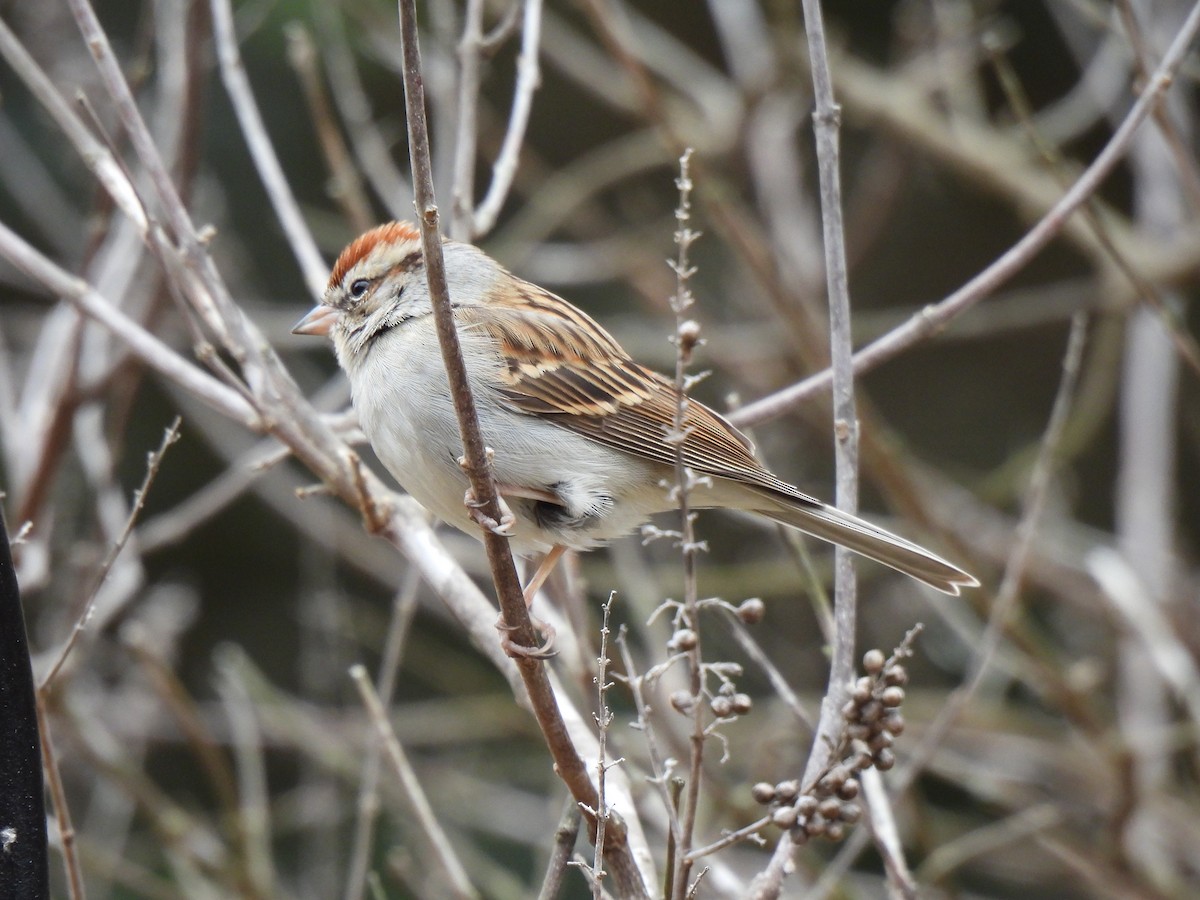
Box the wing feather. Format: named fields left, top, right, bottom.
left=456, top=291, right=812, bottom=502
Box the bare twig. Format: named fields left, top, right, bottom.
left=343, top=569, right=421, bottom=900
left=39, top=417, right=182, bottom=688
left=392, top=2, right=648, bottom=895
left=750, top=0, right=859, bottom=891
left=537, top=797, right=582, bottom=900
left=471, top=0, right=545, bottom=236
left=35, top=692, right=85, bottom=900
left=210, top=0, right=327, bottom=298
left=664, top=148, right=706, bottom=900
left=730, top=0, right=1200, bottom=428
left=349, top=665, right=477, bottom=898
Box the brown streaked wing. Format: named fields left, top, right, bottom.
left=459, top=295, right=806, bottom=499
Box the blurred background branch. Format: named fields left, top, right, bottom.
left=0, top=0, right=1198, bottom=897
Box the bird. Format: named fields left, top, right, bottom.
left=293, top=221, right=978, bottom=606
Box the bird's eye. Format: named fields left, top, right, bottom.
left=349, top=279, right=370, bottom=299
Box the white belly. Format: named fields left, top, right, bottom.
left=345, top=323, right=664, bottom=554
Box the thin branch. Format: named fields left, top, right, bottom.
left=392, top=3, right=648, bottom=895
left=210, top=0, right=327, bottom=298
left=730, top=0, right=1200, bottom=428
left=751, top=0, right=859, bottom=891
left=349, top=665, right=477, bottom=899
left=449, top=0, right=486, bottom=238
left=343, top=570, right=421, bottom=900
left=471, top=0, right=545, bottom=236
left=39, top=418, right=182, bottom=689
left=0, top=17, right=147, bottom=234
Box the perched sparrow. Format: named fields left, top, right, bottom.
left=294, top=221, right=978, bottom=598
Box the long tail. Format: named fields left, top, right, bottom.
left=757, top=497, right=979, bottom=596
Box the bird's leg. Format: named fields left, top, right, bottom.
left=459, top=449, right=517, bottom=536
left=496, top=545, right=566, bottom=661
left=522, top=544, right=566, bottom=607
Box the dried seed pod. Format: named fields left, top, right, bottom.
left=776, top=780, right=800, bottom=802
left=851, top=677, right=873, bottom=704
left=837, top=778, right=860, bottom=800
left=875, top=748, right=896, bottom=771
left=677, top=319, right=703, bottom=358
left=710, top=695, right=734, bottom=718
left=880, top=686, right=905, bottom=708
left=751, top=782, right=776, bottom=805
left=868, top=730, right=895, bottom=752
left=849, top=740, right=872, bottom=765
left=818, top=797, right=841, bottom=819
left=670, top=628, right=698, bottom=651
left=847, top=722, right=871, bottom=741
left=882, top=711, right=906, bottom=735
left=737, top=597, right=766, bottom=624
left=670, top=690, right=695, bottom=714
left=796, top=795, right=818, bottom=816
left=883, top=665, right=909, bottom=687
left=731, top=693, right=753, bottom=715
left=771, top=805, right=798, bottom=829
left=862, top=649, right=886, bottom=674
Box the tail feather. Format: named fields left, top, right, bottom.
left=757, top=498, right=979, bottom=596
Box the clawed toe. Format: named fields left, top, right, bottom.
left=496, top=613, right=557, bottom=660
left=464, top=489, right=516, bottom=536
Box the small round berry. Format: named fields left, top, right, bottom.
left=837, top=778, right=859, bottom=800
left=670, top=628, right=698, bottom=651
left=840, top=802, right=862, bottom=824
left=874, top=748, right=896, bottom=771
left=852, top=678, right=873, bottom=703
left=862, top=649, right=886, bottom=674
left=804, top=813, right=827, bottom=836
left=737, top=598, right=766, bottom=624
left=772, top=806, right=798, bottom=829
left=826, top=822, right=846, bottom=842
left=670, top=691, right=695, bottom=714
left=818, top=797, right=841, bottom=819
left=796, top=795, right=818, bottom=816
left=775, top=780, right=800, bottom=802
left=868, top=731, right=895, bottom=753
left=710, top=696, right=734, bottom=718
left=883, top=665, right=909, bottom=687
left=882, top=712, right=906, bottom=735
left=731, top=693, right=753, bottom=715
left=751, top=782, right=776, bottom=805
left=880, top=686, right=905, bottom=708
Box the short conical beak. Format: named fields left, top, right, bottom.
left=292, top=305, right=340, bottom=336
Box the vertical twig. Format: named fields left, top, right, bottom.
left=449, top=0, right=485, bottom=238
left=343, top=569, right=421, bottom=900
left=349, top=665, right=477, bottom=898
left=751, top=0, right=859, bottom=892
left=392, top=3, right=648, bottom=895
left=209, top=0, right=327, bottom=298
left=470, top=0, right=544, bottom=236
left=664, top=148, right=707, bottom=900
